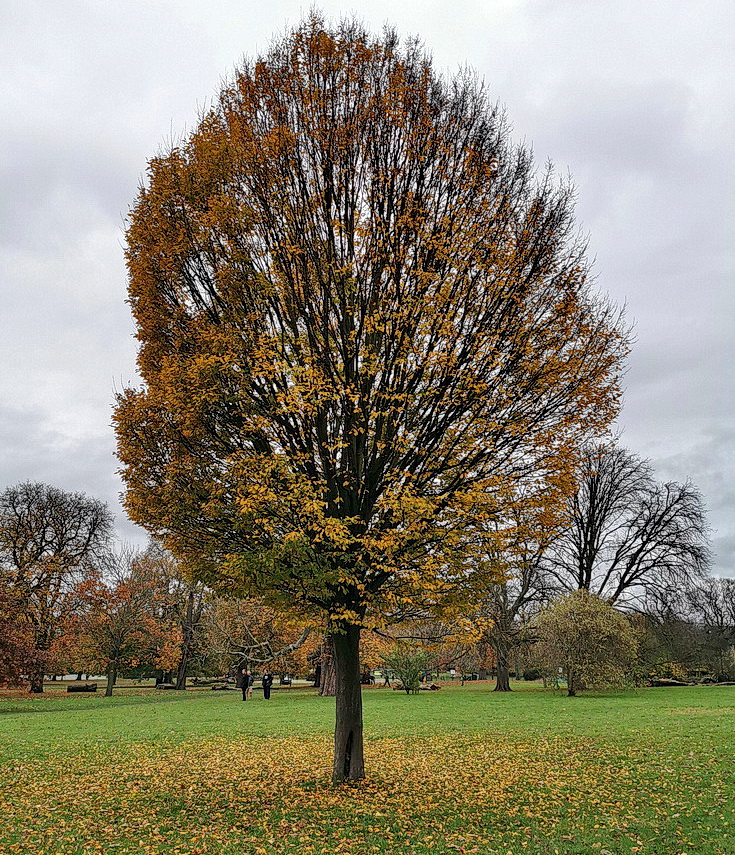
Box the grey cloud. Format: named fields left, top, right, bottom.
left=0, top=0, right=732, bottom=574
left=0, top=400, right=147, bottom=547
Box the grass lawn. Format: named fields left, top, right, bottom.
left=1, top=681, right=733, bottom=854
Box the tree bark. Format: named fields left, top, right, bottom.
left=331, top=625, right=364, bottom=783
left=493, top=644, right=512, bottom=692
left=175, top=657, right=188, bottom=690
left=319, top=635, right=336, bottom=697
left=105, top=663, right=117, bottom=697
left=566, top=666, right=576, bottom=697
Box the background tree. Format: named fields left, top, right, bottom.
left=139, top=543, right=210, bottom=689
left=637, top=577, right=735, bottom=683
left=544, top=444, right=711, bottom=606
left=0, top=482, right=113, bottom=692
left=173, top=582, right=207, bottom=688
left=471, top=486, right=562, bottom=691
left=0, top=580, right=36, bottom=686
left=638, top=586, right=703, bottom=680
left=683, top=577, right=735, bottom=679
left=76, top=547, right=179, bottom=696
left=357, top=629, right=392, bottom=683
left=315, top=634, right=337, bottom=696
left=202, top=595, right=312, bottom=679
left=114, top=16, right=627, bottom=781
left=534, top=589, right=639, bottom=696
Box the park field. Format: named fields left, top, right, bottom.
left=0, top=682, right=734, bottom=855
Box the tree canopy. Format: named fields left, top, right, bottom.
left=114, top=16, right=628, bottom=781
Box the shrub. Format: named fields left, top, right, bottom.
left=380, top=647, right=431, bottom=694
left=534, top=590, right=639, bottom=697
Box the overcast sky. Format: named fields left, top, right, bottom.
left=1, top=1, right=733, bottom=574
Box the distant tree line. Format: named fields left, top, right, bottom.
left=0, top=483, right=320, bottom=692
left=0, top=441, right=727, bottom=696
left=413, top=442, right=721, bottom=692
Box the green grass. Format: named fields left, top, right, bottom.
left=1, top=681, right=734, bottom=854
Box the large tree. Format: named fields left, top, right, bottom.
left=544, top=444, right=711, bottom=606
left=138, top=542, right=210, bottom=690
left=0, top=482, right=113, bottom=692
left=202, top=594, right=312, bottom=677
left=114, top=17, right=627, bottom=781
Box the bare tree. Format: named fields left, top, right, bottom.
left=0, top=482, right=113, bottom=691
left=640, top=584, right=703, bottom=674
left=203, top=597, right=311, bottom=675
left=467, top=491, right=562, bottom=690
left=545, top=445, right=711, bottom=606
left=685, top=577, right=735, bottom=677
left=479, top=567, right=550, bottom=691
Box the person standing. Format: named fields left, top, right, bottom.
left=240, top=668, right=254, bottom=701
left=262, top=670, right=273, bottom=700
left=245, top=669, right=254, bottom=701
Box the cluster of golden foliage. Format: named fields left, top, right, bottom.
left=114, top=16, right=627, bottom=632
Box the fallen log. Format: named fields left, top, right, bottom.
left=67, top=683, right=97, bottom=693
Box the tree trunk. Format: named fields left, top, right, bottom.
left=29, top=668, right=44, bottom=694
left=76, top=672, right=83, bottom=681
left=105, top=664, right=117, bottom=697
left=175, top=657, right=188, bottom=690
left=331, top=625, right=364, bottom=784
left=175, top=588, right=197, bottom=690
left=566, top=666, right=576, bottom=697
left=319, top=635, right=336, bottom=697
left=493, top=644, right=511, bottom=692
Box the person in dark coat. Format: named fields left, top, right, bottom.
left=262, top=670, right=273, bottom=700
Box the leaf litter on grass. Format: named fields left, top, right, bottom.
left=1, top=729, right=733, bottom=855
